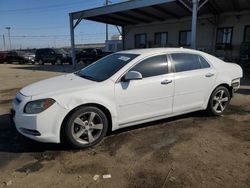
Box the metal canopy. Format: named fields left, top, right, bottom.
left=71, top=0, right=188, bottom=26
left=70, top=0, right=250, bottom=26
left=69, top=0, right=250, bottom=67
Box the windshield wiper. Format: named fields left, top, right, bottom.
left=77, top=74, right=99, bottom=82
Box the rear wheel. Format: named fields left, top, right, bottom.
left=63, top=106, right=108, bottom=149
left=206, top=86, right=230, bottom=116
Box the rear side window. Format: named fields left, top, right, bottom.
left=130, top=55, right=168, bottom=78
left=171, top=53, right=210, bottom=72
left=198, top=56, right=210, bottom=68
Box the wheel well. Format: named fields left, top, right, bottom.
left=216, top=83, right=233, bottom=98
left=60, top=103, right=112, bottom=142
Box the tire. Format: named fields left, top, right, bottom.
left=38, top=59, right=44, bottom=65
left=206, top=86, right=231, bottom=116
left=63, top=106, right=108, bottom=149
left=55, top=58, right=62, bottom=65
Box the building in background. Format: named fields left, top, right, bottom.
left=105, top=34, right=122, bottom=52
left=70, top=0, right=250, bottom=65
left=124, top=13, right=250, bottom=62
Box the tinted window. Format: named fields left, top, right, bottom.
left=216, top=27, right=233, bottom=44
left=179, top=30, right=191, bottom=46
left=76, top=53, right=138, bottom=82
left=155, top=32, right=168, bottom=46
left=198, top=56, right=210, bottom=68
left=244, top=25, right=250, bottom=42
left=172, top=53, right=201, bottom=72
left=131, top=55, right=168, bottom=78
left=135, top=34, right=146, bottom=48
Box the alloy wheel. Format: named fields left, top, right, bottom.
left=212, top=90, right=229, bottom=113
left=71, top=112, right=104, bottom=144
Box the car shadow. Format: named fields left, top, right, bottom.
left=237, top=88, right=250, bottom=95
left=110, top=110, right=208, bottom=136
left=10, top=64, right=85, bottom=73
left=0, top=110, right=208, bottom=154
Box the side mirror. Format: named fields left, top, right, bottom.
left=122, top=71, right=142, bottom=82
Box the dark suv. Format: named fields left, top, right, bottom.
left=76, top=48, right=112, bottom=65
left=35, top=48, right=71, bottom=65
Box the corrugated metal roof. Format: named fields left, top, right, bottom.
left=70, top=0, right=250, bottom=26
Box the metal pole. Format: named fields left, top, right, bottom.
left=69, top=13, right=76, bottom=68
left=191, top=0, right=198, bottom=49
left=105, top=0, right=109, bottom=41
left=5, top=27, right=11, bottom=50
left=3, top=35, right=6, bottom=50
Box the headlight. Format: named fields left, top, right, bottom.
left=24, top=98, right=55, bottom=114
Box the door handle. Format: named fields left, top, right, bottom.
left=205, top=73, right=214, bottom=77
left=161, top=79, right=172, bottom=85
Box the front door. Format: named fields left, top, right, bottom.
left=115, top=54, right=174, bottom=125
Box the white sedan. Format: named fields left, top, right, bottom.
left=11, top=48, right=243, bottom=148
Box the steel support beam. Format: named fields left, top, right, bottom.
left=101, top=14, right=137, bottom=25
left=131, top=9, right=165, bottom=21
left=74, top=18, right=83, bottom=29
left=116, top=12, right=150, bottom=23
left=116, top=26, right=122, bottom=35
left=198, top=0, right=209, bottom=10
left=151, top=5, right=181, bottom=19
left=69, top=13, right=77, bottom=68
left=191, top=0, right=198, bottom=49
left=177, top=0, right=192, bottom=12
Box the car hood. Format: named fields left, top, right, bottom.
left=20, top=73, right=96, bottom=97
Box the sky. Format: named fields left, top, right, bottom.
left=0, top=0, right=125, bottom=50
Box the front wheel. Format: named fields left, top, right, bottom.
left=206, top=86, right=231, bottom=116
left=38, top=59, right=44, bottom=65
left=63, top=106, right=108, bottom=149
left=55, top=58, right=62, bottom=65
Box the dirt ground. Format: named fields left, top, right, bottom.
left=0, top=64, right=250, bottom=188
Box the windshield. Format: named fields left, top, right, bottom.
left=75, top=53, right=139, bottom=82
left=54, top=48, right=67, bottom=55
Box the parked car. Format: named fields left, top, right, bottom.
left=0, top=51, right=8, bottom=64
left=76, top=48, right=112, bottom=65
left=0, top=51, right=27, bottom=64
left=22, top=52, right=36, bottom=64
left=35, top=48, right=72, bottom=65
left=11, top=48, right=242, bottom=148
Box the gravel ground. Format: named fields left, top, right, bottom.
left=0, top=64, right=250, bottom=188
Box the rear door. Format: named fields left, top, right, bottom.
left=47, top=49, right=56, bottom=61
left=115, top=54, right=174, bottom=125
left=170, top=53, right=216, bottom=113
left=41, top=49, right=50, bottom=61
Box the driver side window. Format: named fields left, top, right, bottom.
left=130, top=55, right=168, bottom=78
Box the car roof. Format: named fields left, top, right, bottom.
left=118, top=48, right=204, bottom=57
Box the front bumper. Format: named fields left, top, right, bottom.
left=11, top=92, right=68, bottom=143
